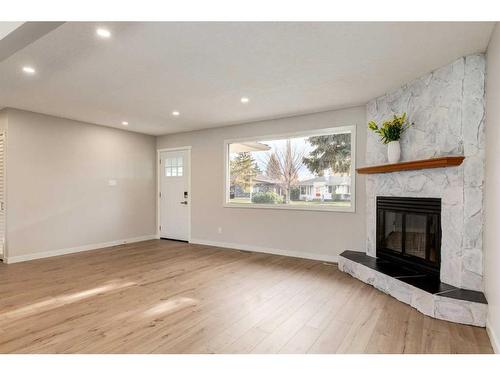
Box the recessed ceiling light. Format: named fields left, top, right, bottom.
left=172, top=111, right=180, bottom=117
left=240, top=97, right=250, bottom=103
left=22, top=66, right=36, bottom=74
left=121, top=121, right=129, bottom=126
left=96, top=28, right=111, bottom=38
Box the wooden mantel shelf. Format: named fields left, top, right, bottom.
left=356, top=156, right=465, bottom=174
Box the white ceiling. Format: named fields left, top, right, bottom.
left=0, top=22, right=495, bottom=135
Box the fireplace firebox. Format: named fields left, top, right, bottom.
left=376, top=196, right=441, bottom=275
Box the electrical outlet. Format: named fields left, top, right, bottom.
left=217, top=227, right=222, bottom=234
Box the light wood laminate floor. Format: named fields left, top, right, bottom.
left=0, top=240, right=493, bottom=353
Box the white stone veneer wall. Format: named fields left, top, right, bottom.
left=366, top=55, right=485, bottom=291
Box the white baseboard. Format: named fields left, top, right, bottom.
left=4, top=234, right=157, bottom=264
left=487, top=318, right=500, bottom=354
left=4, top=236, right=338, bottom=265
left=189, top=238, right=339, bottom=263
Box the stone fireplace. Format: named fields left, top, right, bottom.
left=366, top=54, right=485, bottom=292
left=338, top=55, right=488, bottom=326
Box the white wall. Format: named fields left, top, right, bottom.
left=2, top=108, right=157, bottom=261
left=485, top=24, right=500, bottom=353
left=157, top=106, right=366, bottom=261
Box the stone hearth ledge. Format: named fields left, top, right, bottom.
left=338, top=252, right=487, bottom=327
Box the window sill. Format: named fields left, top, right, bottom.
left=223, top=202, right=355, bottom=213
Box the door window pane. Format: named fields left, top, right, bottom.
left=165, top=157, right=184, bottom=177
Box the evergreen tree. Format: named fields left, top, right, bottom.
left=303, top=133, right=351, bottom=175
left=230, top=152, right=258, bottom=193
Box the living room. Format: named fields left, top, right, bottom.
left=1, top=0, right=499, bottom=373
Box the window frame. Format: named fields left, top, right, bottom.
left=223, top=125, right=356, bottom=213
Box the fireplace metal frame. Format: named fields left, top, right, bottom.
left=376, top=196, right=442, bottom=275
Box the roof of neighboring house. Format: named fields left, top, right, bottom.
left=254, top=174, right=281, bottom=185
left=297, top=175, right=351, bottom=186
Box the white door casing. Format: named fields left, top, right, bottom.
left=159, top=149, right=190, bottom=241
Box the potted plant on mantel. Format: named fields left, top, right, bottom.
left=368, top=113, right=412, bottom=164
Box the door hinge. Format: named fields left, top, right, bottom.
left=159, top=225, right=162, bottom=231
left=159, top=192, right=162, bottom=198
left=159, top=159, right=162, bottom=165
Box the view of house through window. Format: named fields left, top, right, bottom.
left=226, top=126, right=355, bottom=210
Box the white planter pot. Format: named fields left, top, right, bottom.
left=387, top=141, right=401, bottom=163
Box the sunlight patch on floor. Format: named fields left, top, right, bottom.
left=0, top=280, right=136, bottom=323
left=143, top=297, right=198, bottom=317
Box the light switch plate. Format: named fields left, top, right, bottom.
left=108, top=179, right=117, bottom=186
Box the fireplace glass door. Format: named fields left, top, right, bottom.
left=404, top=213, right=427, bottom=259
left=382, top=211, right=403, bottom=254
left=377, top=197, right=441, bottom=274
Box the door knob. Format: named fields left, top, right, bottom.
left=180, top=201, right=188, bottom=205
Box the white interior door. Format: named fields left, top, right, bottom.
left=160, top=149, right=190, bottom=241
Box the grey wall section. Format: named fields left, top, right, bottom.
left=485, top=24, right=500, bottom=353
left=157, top=106, right=366, bottom=260
left=3, top=108, right=157, bottom=259
left=0, top=111, right=6, bottom=258
left=0, top=111, right=6, bottom=129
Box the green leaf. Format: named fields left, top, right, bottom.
left=368, top=113, right=411, bottom=144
